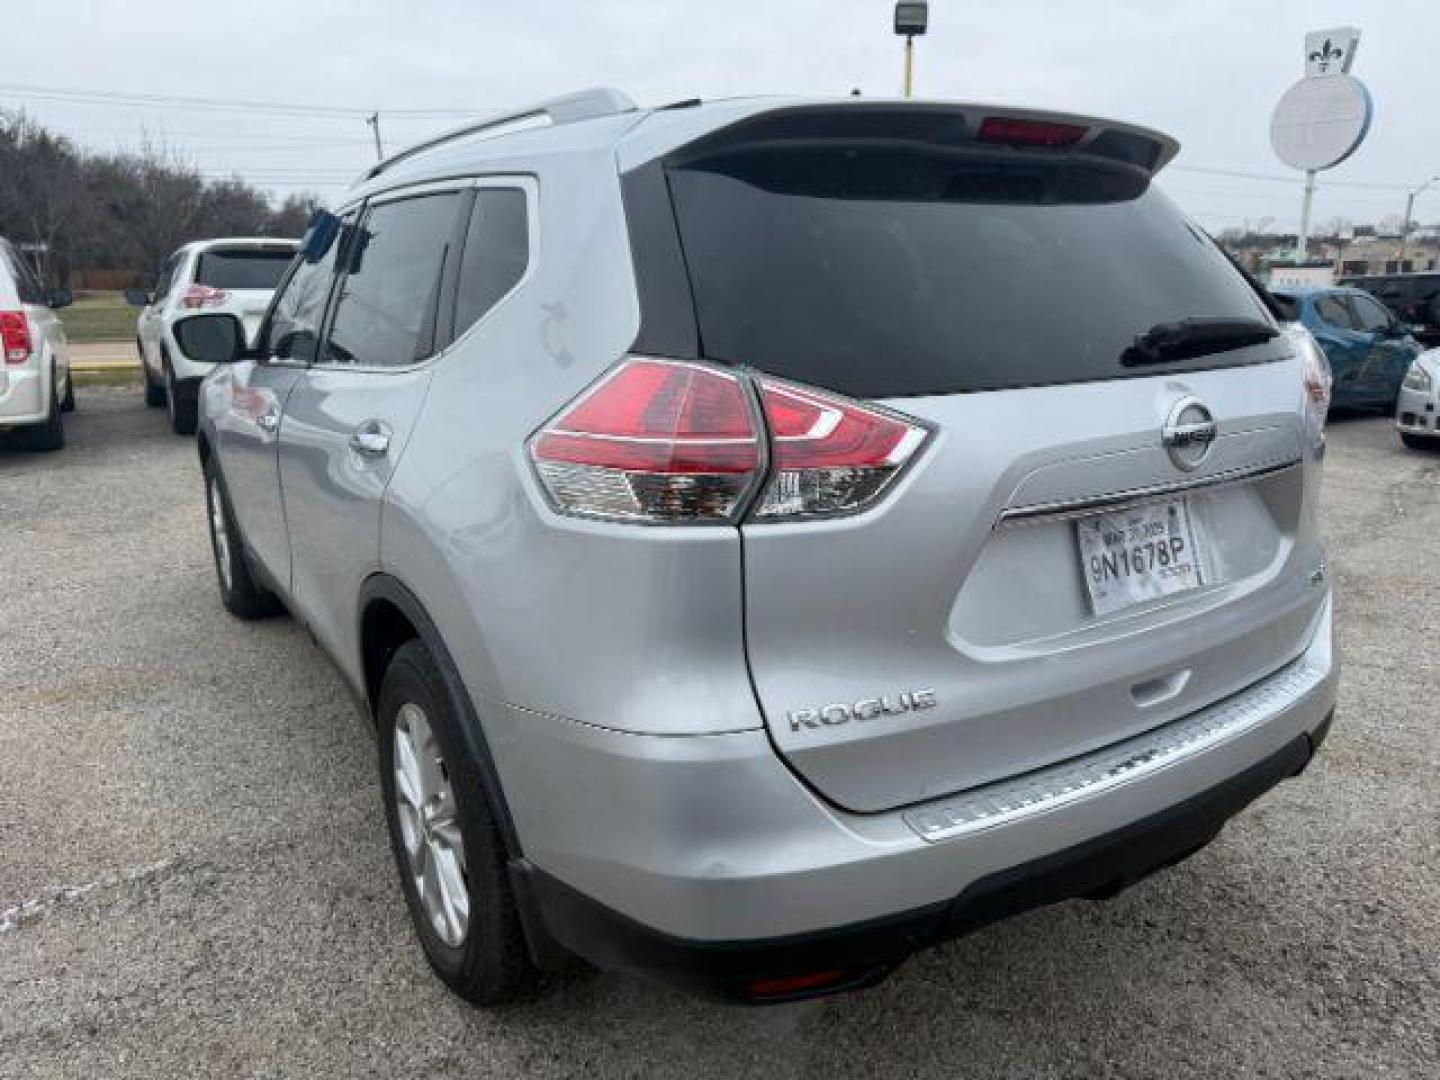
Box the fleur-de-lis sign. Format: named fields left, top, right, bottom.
left=1304, top=27, right=1359, bottom=77
left=1308, top=38, right=1344, bottom=72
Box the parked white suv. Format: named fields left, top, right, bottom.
left=131, top=238, right=297, bottom=434
left=0, top=237, right=73, bottom=452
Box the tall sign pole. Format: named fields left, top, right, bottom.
left=894, top=3, right=929, bottom=98
left=1269, top=28, right=1371, bottom=262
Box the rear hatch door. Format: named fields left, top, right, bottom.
left=659, top=105, right=1323, bottom=813
left=194, top=245, right=297, bottom=342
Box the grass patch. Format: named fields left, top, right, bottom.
left=60, top=291, right=139, bottom=344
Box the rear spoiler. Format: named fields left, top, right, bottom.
left=664, top=102, right=1179, bottom=177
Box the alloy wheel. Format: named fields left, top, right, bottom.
left=392, top=702, right=470, bottom=947
left=207, top=475, right=233, bottom=595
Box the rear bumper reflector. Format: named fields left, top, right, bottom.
left=905, top=656, right=1327, bottom=842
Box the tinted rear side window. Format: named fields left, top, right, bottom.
left=454, top=188, right=529, bottom=336
left=663, top=150, right=1277, bottom=398
left=195, top=249, right=295, bottom=290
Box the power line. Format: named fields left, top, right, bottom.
left=0, top=80, right=486, bottom=119
left=1171, top=164, right=1414, bottom=191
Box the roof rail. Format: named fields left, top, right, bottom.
left=363, top=87, right=638, bottom=181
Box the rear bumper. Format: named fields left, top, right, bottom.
left=0, top=366, right=49, bottom=427
left=517, top=717, right=1330, bottom=1002
left=496, top=592, right=1338, bottom=996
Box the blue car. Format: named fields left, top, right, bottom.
left=1272, top=286, right=1423, bottom=411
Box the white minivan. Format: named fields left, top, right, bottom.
left=0, top=237, right=73, bottom=452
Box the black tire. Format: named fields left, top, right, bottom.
left=1400, top=432, right=1440, bottom=452
left=142, top=342, right=166, bottom=407
left=60, top=371, right=76, bottom=412
left=378, top=639, right=539, bottom=1007
left=203, top=459, right=284, bottom=619
left=166, top=356, right=198, bottom=436
left=20, top=381, right=64, bottom=452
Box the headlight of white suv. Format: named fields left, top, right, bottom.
left=1402, top=363, right=1433, bottom=392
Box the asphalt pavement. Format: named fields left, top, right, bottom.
left=1, top=388, right=1436, bottom=1079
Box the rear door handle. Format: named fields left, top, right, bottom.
left=349, top=423, right=391, bottom=457
left=256, top=410, right=279, bottom=433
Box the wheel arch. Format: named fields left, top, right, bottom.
left=357, top=573, right=524, bottom=858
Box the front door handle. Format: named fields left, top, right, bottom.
left=349, top=423, right=391, bottom=458
left=256, top=410, right=280, bottom=433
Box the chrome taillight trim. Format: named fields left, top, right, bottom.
left=904, top=656, right=1326, bottom=843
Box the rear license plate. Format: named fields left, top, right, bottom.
left=1076, top=498, right=1205, bottom=616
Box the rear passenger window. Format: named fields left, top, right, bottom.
left=1315, top=296, right=1354, bottom=330
left=323, top=193, right=461, bottom=367
left=454, top=188, right=529, bottom=336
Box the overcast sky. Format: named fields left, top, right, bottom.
left=4, top=0, right=1434, bottom=233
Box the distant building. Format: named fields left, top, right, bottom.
left=1218, top=230, right=1439, bottom=287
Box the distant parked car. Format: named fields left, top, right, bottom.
left=1271, top=285, right=1422, bottom=411
left=129, top=238, right=298, bottom=434
left=0, top=236, right=73, bottom=451
left=1395, top=348, right=1440, bottom=451
left=1336, top=270, right=1440, bottom=348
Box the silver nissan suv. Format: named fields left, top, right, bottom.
left=179, top=89, right=1339, bottom=1005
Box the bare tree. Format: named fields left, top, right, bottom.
left=0, top=112, right=85, bottom=285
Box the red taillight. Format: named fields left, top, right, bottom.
left=528, top=357, right=928, bottom=524
left=744, top=970, right=846, bottom=1000
left=529, top=358, right=762, bottom=521
left=1, top=311, right=32, bottom=364
left=753, top=378, right=928, bottom=520
left=181, top=284, right=229, bottom=309
left=977, top=116, right=1087, bottom=148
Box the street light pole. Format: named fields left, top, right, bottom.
left=894, top=3, right=928, bottom=99
left=1399, top=174, right=1438, bottom=270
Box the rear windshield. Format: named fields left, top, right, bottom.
left=664, top=150, right=1278, bottom=398
left=195, top=249, right=294, bottom=291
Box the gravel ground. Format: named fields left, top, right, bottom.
left=1, top=389, right=1436, bottom=1079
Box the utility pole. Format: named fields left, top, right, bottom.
left=1399, top=175, right=1438, bottom=270
left=366, top=112, right=384, bottom=161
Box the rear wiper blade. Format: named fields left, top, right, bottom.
left=1121, top=317, right=1278, bottom=367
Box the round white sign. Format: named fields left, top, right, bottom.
left=1269, top=73, right=1372, bottom=171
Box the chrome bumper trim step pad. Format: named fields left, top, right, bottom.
left=905, top=657, right=1326, bottom=842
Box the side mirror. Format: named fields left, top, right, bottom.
left=1384, top=321, right=1411, bottom=339
left=173, top=312, right=245, bottom=366
left=45, top=287, right=73, bottom=310
left=124, top=288, right=152, bottom=307
left=299, top=208, right=342, bottom=263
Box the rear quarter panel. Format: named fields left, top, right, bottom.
left=378, top=148, right=764, bottom=739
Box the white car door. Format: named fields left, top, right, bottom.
left=139, top=252, right=181, bottom=376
